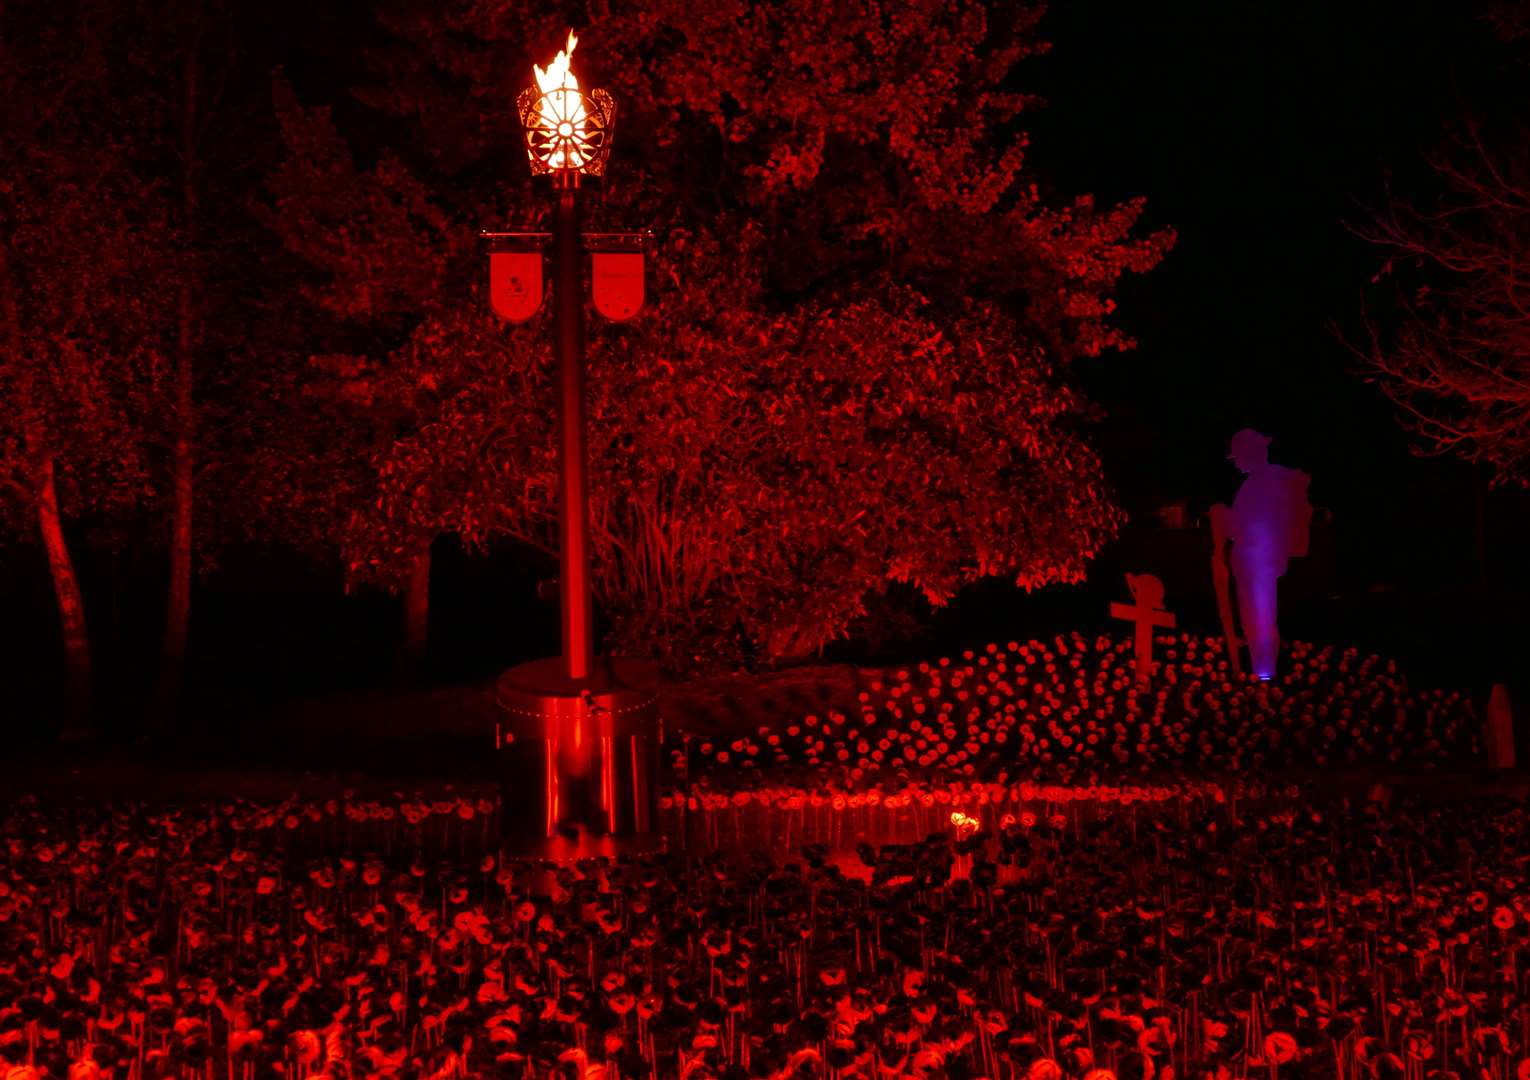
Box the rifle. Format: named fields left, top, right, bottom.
left=1208, top=504, right=1243, bottom=677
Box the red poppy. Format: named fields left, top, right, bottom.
left=1265, top=1031, right=1299, bottom=1065
left=1028, top=1058, right=1063, bottom=1080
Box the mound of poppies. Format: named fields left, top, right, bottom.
left=682, top=635, right=1480, bottom=789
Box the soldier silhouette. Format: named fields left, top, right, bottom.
left=1209, top=430, right=1311, bottom=680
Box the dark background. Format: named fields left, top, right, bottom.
left=2, top=0, right=1525, bottom=737
left=1030, top=0, right=1530, bottom=693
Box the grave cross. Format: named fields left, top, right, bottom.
left=1110, top=573, right=1176, bottom=685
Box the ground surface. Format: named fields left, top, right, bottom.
left=2, top=772, right=1529, bottom=1079
left=2, top=639, right=1526, bottom=1078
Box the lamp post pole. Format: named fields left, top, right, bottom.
left=487, top=31, right=659, bottom=845
left=553, top=176, right=594, bottom=682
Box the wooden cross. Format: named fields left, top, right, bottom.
left=1110, top=573, right=1176, bottom=685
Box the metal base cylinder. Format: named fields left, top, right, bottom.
left=495, top=657, right=659, bottom=844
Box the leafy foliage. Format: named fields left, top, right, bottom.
left=0, top=0, right=170, bottom=521
left=578, top=229, right=1122, bottom=667
left=266, top=0, right=1172, bottom=672
left=1357, top=123, right=1530, bottom=484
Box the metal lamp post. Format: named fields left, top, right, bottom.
left=484, top=33, right=658, bottom=848
left=518, top=36, right=613, bottom=681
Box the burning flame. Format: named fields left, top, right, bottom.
left=533, top=31, right=590, bottom=170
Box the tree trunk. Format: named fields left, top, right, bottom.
left=152, top=28, right=202, bottom=733
left=151, top=400, right=193, bottom=731
left=1, top=228, right=92, bottom=736
left=35, top=454, right=93, bottom=737
left=399, top=538, right=432, bottom=679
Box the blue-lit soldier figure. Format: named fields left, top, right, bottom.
left=1209, top=430, right=1311, bottom=680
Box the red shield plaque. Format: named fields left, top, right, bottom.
left=490, top=252, right=544, bottom=323
left=591, top=251, right=644, bottom=321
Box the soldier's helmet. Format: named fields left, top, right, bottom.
left=1227, top=428, right=1272, bottom=465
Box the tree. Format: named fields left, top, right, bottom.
left=578, top=231, right=1126, bottom=667
left=261, top=78, right=473, bottom=672
left=269, top=0, right=1172, bottom=673
left=124, top=0, right=250, bottom=729
left=1356, top=123, right=1530, bottom=484
left=316, top=310, right=546, bottom=674
left=0, top=0, right=168, bottom=732
left=1354, top=1, right=1530, bottom=488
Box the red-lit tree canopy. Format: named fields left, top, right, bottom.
left=581, top=232, right=1124, bottom=666
left=266, top=0, right=1172, bottom=672
left=0, top=0, right=175, bottom=730
left=1359, top=123, right=1530, bottom=483
left=1356, top=4, right=1530, bottom=485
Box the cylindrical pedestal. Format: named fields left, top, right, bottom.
left=496, top=657, right=659, bottom=844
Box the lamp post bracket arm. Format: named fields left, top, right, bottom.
left=582, top=230, right=654, bottom=252
left=481, top=230, right=552, bottom=251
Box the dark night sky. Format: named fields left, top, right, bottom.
left=1031, top=0, right=1523, bottom=588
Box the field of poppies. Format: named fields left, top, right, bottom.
left=3, top=782, right=1528, bottom=1079
left=0, top=634, right=1516, bottom=1079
